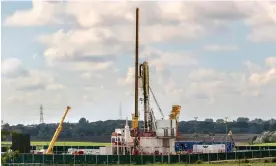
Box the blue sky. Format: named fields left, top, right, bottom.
left=1, top=1, right=276, bottom=125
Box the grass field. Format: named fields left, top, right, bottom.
left=1, top=141, right=110, bottom=146
left=1, top=141, right=276, bottom=147
left=138, top=164, right=275, bottom=166
left=1, top=141, right=276, bottom=146
left=248, top=143, right=276, bottom=146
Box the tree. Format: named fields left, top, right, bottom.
left=237, top=117, right=249, bottom=123
left=216, top=119, right=224, bottom=123
left=204, top=118, right=213, bottom=123
left=1, top=117, right=275, bottom=141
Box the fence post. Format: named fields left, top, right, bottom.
left=252, top=150, right=253, bottom=159
left=63, top=154, right=65, bottom=164
left=130, top=154, right=131, bottom=164
left=208, top=153, right=210, bottom=163
left=32, top=153, right=34, bottom=164
left=107, top=155, right=108, bottom=165
left=189, top=153, right=190, bottom=164
left=178, top=154, right=180, bottom=163
left=96, top=155, right=97, bottom=165
left=168, top=154, right=170, bottom=164
left=226, top=151, right=227, bottom=160
left=118, top=154, right=120, bottom=165
left=141, top=155, right=143, bottom=165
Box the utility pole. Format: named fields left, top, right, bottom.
left=194, top=117, right=198, bottom=142
left=40, top=105, right=44, bottom=124
left=225, top=117, right=228, bottom=142
left=225, top=117, right=228, bottom=153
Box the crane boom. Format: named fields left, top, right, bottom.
left=45, top=106, right=71, bottom=154
left=149, top=86, right=165, bottom=119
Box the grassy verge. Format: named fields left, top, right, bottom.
left=1, top=141, right=110, bottom=146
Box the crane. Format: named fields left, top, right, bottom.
left=45, top=106, right=71, bottom=154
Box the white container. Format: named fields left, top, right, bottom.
left=100, top=147, right=109, bottom=155
left=193, top=144, right=226, bottom=153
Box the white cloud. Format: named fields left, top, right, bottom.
left=239, top=2, right=276, bottom=42
left=204, top=44, right=239, bottom=52
left=266, top=57, right=276, bottom=68
left=141, top=47, right=198, bottom=71
left=46, top=83, right=64, bottom=91
left=2, top=58, right=64, bottom=93
left=244, top=61, right=262, bottom=73
left=118, top=67, right=135, bottom=86
left=2, top=58, right=29, bottom=78
left=249, top=68, right=276, bottom=86
left=248, top=56, right=276, bottom=86
left=4, top=1, right=63, bottom=26
left=80, top=72, right=103, bottom=80
left=2, top=1, right=276, bottom=124
left=5, top=1, right=276, bottom=43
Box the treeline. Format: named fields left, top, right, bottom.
left=1, top=117, right=276, bottom=141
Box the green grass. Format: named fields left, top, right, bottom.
left=249, top=143, right=276, bottom=146
left=1, top=141, right=110, bottom=146
left=236, top=142, right=276, bottom=146
left=140, top=164, right=276, bottom=166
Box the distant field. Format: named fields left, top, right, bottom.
left=1, top=141, right=110, bottom=146
left=249, top=143, right=276, bottom=146
left=2, top=141, right=276, bottom=147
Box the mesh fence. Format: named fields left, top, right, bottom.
left=3, top=149, right=276, bottom=165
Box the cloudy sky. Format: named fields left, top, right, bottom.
left=1, top=1, right=276, bottom=125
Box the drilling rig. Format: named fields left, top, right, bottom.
left=108, top=8, right=181, bottom=156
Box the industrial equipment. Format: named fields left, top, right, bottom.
left=104, top=8, right=181, bottom=156
left=169, top=105, right=181, bottom=137
left=45, top=106, right=71, bottom=154
left=130, top=7, right=141, bottom=155
left=149, top=86, right=165, bottom=119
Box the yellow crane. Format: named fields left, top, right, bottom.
left=169, top=105, right=181, bottom=137
left=45, top=106, right=71, bottom=154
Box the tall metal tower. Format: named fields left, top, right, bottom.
left=40, top=105, right=44, bottom=123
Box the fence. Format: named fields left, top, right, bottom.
left=4, top=150, right=276, bottom=165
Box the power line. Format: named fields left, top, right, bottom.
left=40, top=105, right=44, bottom=124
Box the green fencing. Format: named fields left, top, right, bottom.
left=4, top=150, right=276, bottom=165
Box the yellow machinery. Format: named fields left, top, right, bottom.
left=169, top=105, right=181, bottom=136
left=45, top=106, right=71, bottom=154
left=131, top=114, right=139, bottom=131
